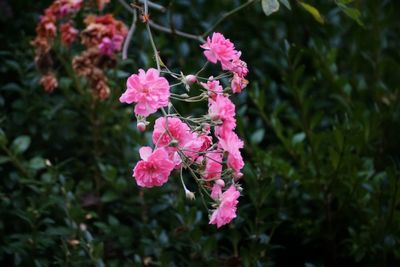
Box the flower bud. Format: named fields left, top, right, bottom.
left=137, top=122, right=146, bottom=132
left=185, top=190, right=195, bottom=200
left=169, top=139, right=179, bottom=147
left=185, top=74, right=197, bottom=85
left=216, top=179, right=225, bottom=187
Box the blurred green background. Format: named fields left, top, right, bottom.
left=1, top=0, right=400, bottom=266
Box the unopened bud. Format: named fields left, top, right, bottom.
left=169, top=139, right=179, bottom=147
left=216, top=179, right=225, bottom=187
left=185, top=74, right=197, bottom=85
left=185, top=190, right=195, bottom=200
left=137, top=122, right=146, bottom=132
left=234, top=172, right=244, bottom=179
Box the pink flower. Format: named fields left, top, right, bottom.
left=209, top=94, right=236, bottom=137
left=218, top=131, right=244, bottom=173
left=120, top=68, right=170, bottom=117
left=133, top=147, right=175, bottom=188
left=203, top=151, right=223, bottom=180
left=201, top=32, right=238, bottom=70
left=231, top=74, right=248, bottom=93
left=200, top=77, right=223, bottom=99
left=209, top=185, right=240, bottom=228
left=59, top=0, right=83, bottom=16
left=152, top=117, right=191, bottom=148
left=229, top=54, right=249, bottom=78
left=211, top=183, right=222, bottom=200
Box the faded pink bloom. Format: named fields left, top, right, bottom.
left=218, top=131, right=244, bottom=173
left=98, top=35, right=123, bottom=56
left=200, top=77, right=223, bottom=98
left=209, top=94, right=236, bottom=137
left=120, top=68, right=170, bottom=117
left=201, top=32, right=238, bottom=70
left=209, top=185, right=240, bottom=228
left=227, top=52, right=249, bottom=77
left=133, top=147, right=175, bottom=187
left=203, top=151, right=223, bottom=180
left=231, top=74, right=248, bottom=93
left=96, top=0, right=111, bottom=10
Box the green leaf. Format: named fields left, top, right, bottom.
left=251, top=129, right=265, bottom=145
left=261, top=0, right=280, bottom=16
left=292, top=132, right=306, bottom=145
left=0, top=156, right=10, bottom=165
left=337, top=4, right=363, bottom=26
left=299, top=2, right=325, bottom=24
left=11, top=136, right=31, bottom=155
left=279, top=0, right=291, bottom=10
left=101, top=191, right=119, bottom=203
left=29, top=157, right=46, bottom=171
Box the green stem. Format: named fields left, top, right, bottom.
left=202, top=0, right=257, bottom=37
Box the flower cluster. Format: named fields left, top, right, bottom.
left=73, top=14, right=128, bottom=99
left=121, top=32, right=247, bottom=228
left=32, top=0, right=127, bottom=99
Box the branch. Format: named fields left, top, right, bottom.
left=148, top=20, right=205, bottom=43
left=122, top=8, right=138, bottom=60
left=202, top=0, right=257, bottom=37
left=117, top=0, right=204, bottom=44
left=138, top=0, right=166, bottom=12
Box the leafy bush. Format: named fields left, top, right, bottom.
left=1, top=0, right=399, bottom=266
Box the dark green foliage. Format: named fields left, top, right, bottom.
left=1, top=0, right=400, bottom=266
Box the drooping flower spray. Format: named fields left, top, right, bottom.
left=120, top=0, right=249, bottom=228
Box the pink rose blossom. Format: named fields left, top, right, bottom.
left=201, top=32, right=238, bottom=70
left=211, top=183, right=222, bottom=200
left=120, top=68, right=170, bottom=117
left=152, top=117, right=191, bottom=148
left=133, top=147, right=175, bottom=188
left=209, top=94, right=236, bottom=137
left=200, top=77, right=223, bottom=98
left=203, top=151, right=223, bottom=180
left=218, top=131, right=244, bottom=173
left=209, top=185, right=240, bottom=228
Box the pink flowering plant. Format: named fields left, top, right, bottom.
left=120, top=19, right=248, bottom=227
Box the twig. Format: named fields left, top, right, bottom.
left=148, top=20, right=205, bottom=43
left=202, top=0, right=257, bottom=37
left=117, top=0, right=204, bottom=43
left=122, top=8, right=138, bottom=60
left=138, top=0, right=166, bottom=12
left=143, top=0, right=161, bottom=70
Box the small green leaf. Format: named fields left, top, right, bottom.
left=279, top=0, right=291, bottom=10
left=338, top=4, right=363, bottom=26
left=29, top=157, right=46, bottom=171
left=11, top=136, right=31, bottom=155
left=292, top=132, right=306, bottom=145
left=299, top=2, right=325, bottom=24
left=251, top=129, right=265, bottom=145
left=262, top=0, right=280, bottom=16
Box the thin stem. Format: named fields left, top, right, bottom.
left=202, top=0, right=257, bottom=37
left=122, top=7, right=137, bottom=60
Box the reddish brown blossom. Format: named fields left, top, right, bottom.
left=60, top=22, right=79, bottom=46
left=40, top=73, right=58, bottom=92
